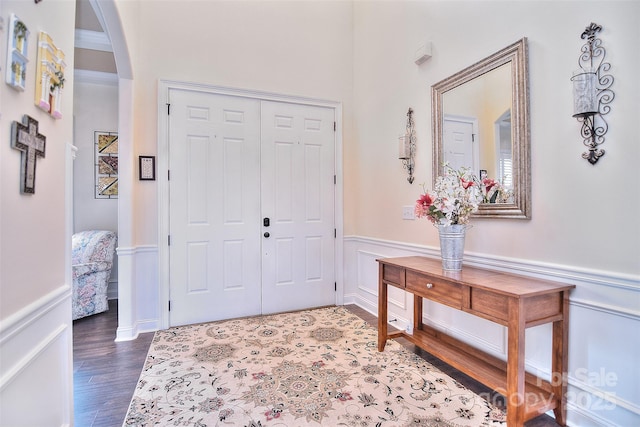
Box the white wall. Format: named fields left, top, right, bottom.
left=348, top=1, right=639, bottom=426
left=110, top=0, right=355, bottom=339
left=350, top=1, right=639, bottom=276
left=0, top=0, right=75, bottom=425
left=106, top=1, right=639, bottom=426
left=73, top=77, right=119, bottom=298
left=116, top=0, right=355, bottom=246
left=72, top=80, right=118, bottom=233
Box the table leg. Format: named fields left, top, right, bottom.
left=413, top=294, right=423, bottom=332
left=378, top=263, right=387, bottom=352
left=552, top=291, right=570, bottom=426
left=507, top=298, right=526, bottom=427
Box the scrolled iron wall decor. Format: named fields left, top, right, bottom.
left=398, top=108, right=416, bottom=183
left=571, top=22, right=614, bottom=165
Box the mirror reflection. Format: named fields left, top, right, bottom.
left=442, top=62, right=513, bottom=203
left=432, top=38, right=531, bottom=218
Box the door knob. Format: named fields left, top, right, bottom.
left=264, top=232, right=270, bottom=238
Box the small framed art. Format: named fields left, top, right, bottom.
left=5, top=14, right=30, bottom=91
left=35, top=31, right=65, bottom=118
left=139, top=156, right=156, bottom=181
left=94, top=131, right=118, bottom=198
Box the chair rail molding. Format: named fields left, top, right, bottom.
left=344, top=235, right=639, bottom=427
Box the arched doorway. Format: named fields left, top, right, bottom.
left=89, top=0, right=136, bottom=341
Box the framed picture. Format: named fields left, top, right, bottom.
left=94, top=131, right=118, bottom=198
left=139, top=156, right=155, bottom=181
left=35, top=31, right=66, bottom=119
left=5, top=14, right=29, bottom=91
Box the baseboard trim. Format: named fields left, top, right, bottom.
left=115, top=324, right=139, bottom=342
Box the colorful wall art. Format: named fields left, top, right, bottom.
left=5, top=14, right=30, bottom=91
left=35, top=31, right=65, bottom=119
left=94, top=131, right=118, bottom=198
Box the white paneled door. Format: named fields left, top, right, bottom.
left=168, top=91, right=262, bottom=326
left=168, top=90, right=335, bottom=326
left=260, top=101, right=336, bottom=314
left=443, top=116, right=478, bottom=175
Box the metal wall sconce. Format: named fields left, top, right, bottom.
left=571, top=22, right=614, bottom=165
left=399, top=108, right=416, bottom=183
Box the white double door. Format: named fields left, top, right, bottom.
left=168, top=89, right=336, bottom=327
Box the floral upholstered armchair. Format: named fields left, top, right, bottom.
left=71, top=230, right=117, bottom=320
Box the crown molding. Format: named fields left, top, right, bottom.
left=74, top=69, right=118, bottom=86
left=75, top=29, right=112, bottom=52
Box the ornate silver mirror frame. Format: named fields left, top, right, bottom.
left=432, top=38, right=531, bottom=219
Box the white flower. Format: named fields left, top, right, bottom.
left=415, top=164, right=481, bottom=226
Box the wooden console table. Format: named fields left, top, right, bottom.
left=377, top=256, right=575, bottom=427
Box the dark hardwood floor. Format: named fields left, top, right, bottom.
left=73, top=300, right=154, bottom=427
left=73, top=302, right=559, bottom=426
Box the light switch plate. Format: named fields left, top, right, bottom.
left=402, top=206, right=415, bottom=220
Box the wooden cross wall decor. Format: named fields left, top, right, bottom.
left=11, top=115, right=46, bottom=194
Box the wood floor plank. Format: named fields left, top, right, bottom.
left=73, top=300, right=153, bottom=427
left=73, top=301, right=559, bottom=426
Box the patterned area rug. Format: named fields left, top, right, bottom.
left=124, top=306, right=506, bottom=426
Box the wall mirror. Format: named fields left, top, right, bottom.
left=432, top=38, right=531, bottom=218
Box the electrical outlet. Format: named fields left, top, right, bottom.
left=402, top=206, right=415, bottom=220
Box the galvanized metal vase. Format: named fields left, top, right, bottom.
left=437, top=224, right=468, bottom=271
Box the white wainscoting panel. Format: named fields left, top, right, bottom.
left=357, top=250, right=408, bottom=312
left=116, top=245, right=160, bottom=341
left=344, top=236, right=640, bottom=427
left=0, top=285, right=73, bottom=427
left=135, top=245, right=160, bottom=333
left=111, top=237, right=639, bottom=425
left=423, top=300, right=507, bottom=357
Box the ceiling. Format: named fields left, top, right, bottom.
left=74, top=0, right=117, bottom=75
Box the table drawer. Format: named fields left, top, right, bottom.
left=406, top=270, right=463, bottom=309
left=382, top=264, right=405, bottom=288
left=469, top=288, right=509, bottom=322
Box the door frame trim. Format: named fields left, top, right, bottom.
left=157, top=80, right=344, bottom=330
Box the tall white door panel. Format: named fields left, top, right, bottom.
left=168, top=89, right=262, bottom=326
left=260, top=101, right=335, bottom=314
left=443, top=116, right=478, bottom=175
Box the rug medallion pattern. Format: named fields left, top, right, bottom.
left=124, top=307, right=506, bottom=426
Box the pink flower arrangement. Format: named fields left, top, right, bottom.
left=415, top=164, right=482, bottom=226
left=479, top=177, right=512, bottom=204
